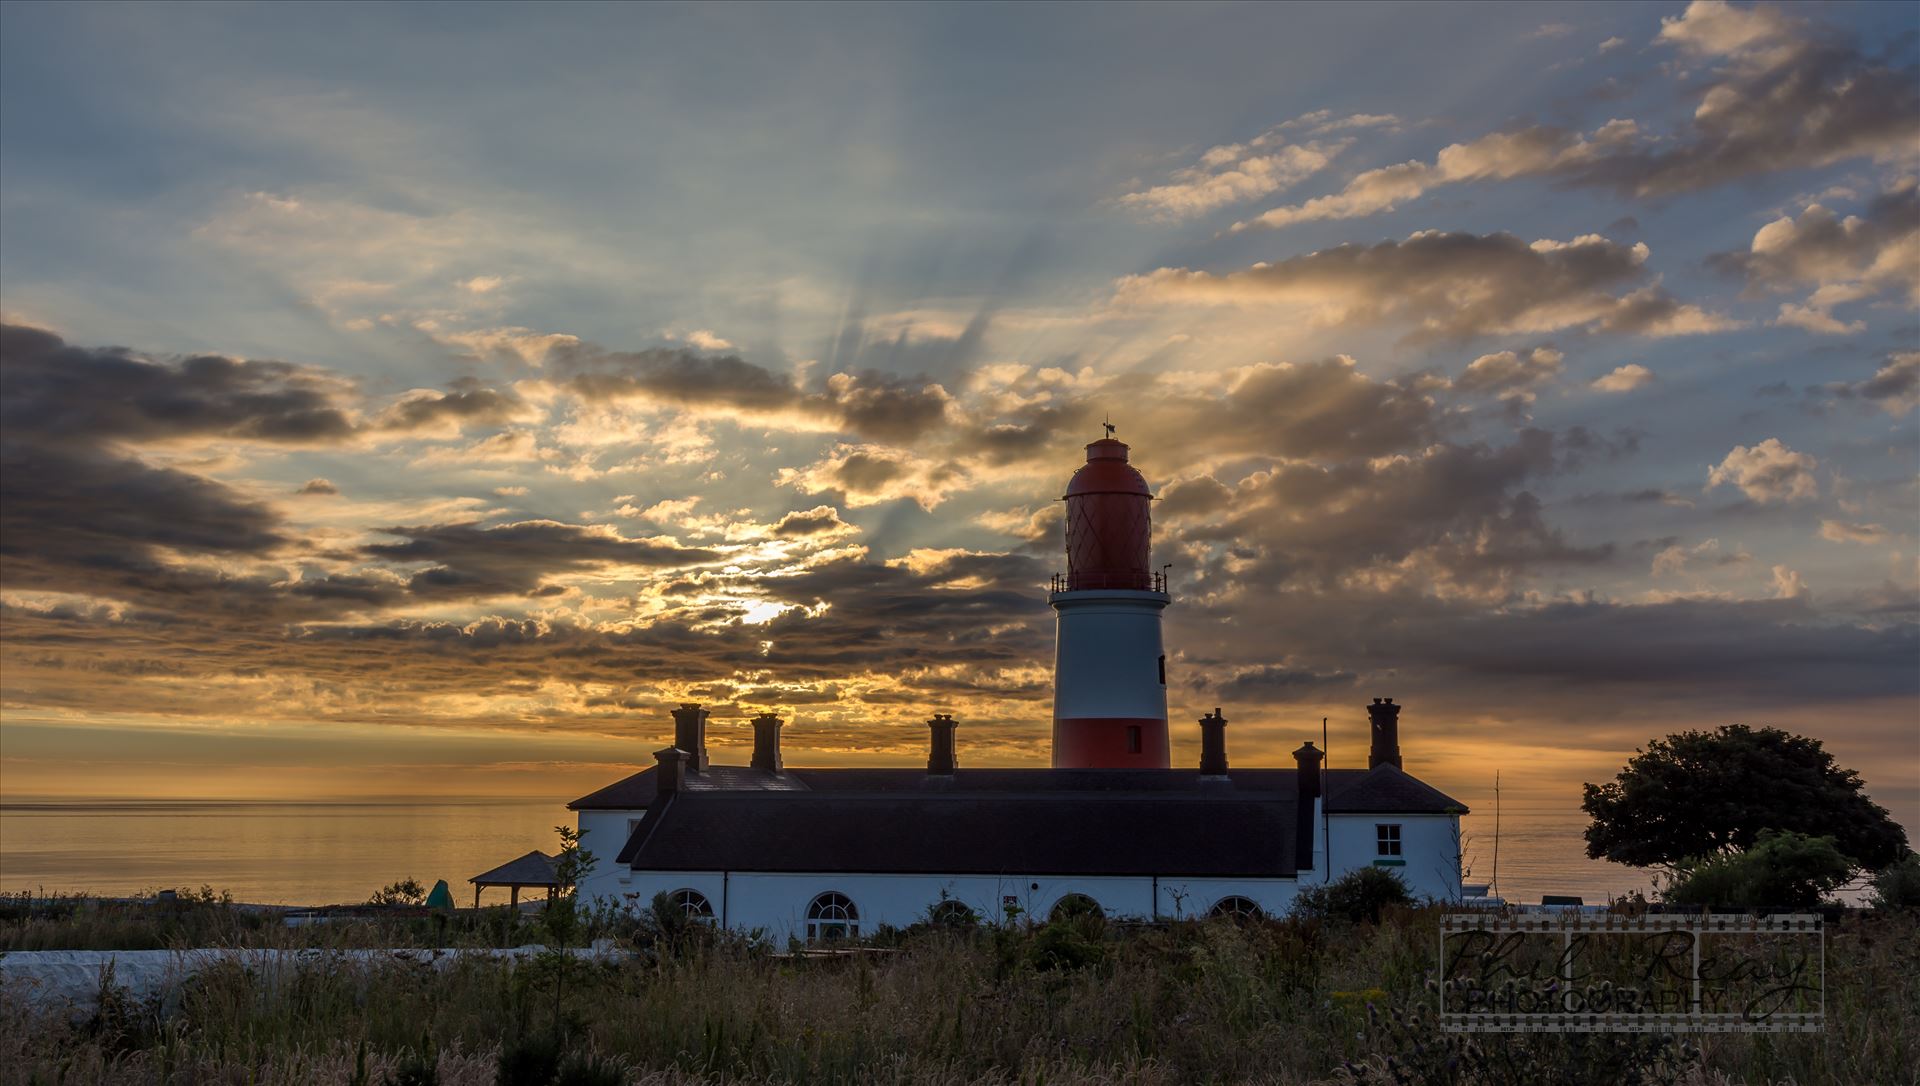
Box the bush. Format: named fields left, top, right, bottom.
left=555, top=1050, right=630, bottom=1086
left=369, top=879, right=428, bottom=907
left=1868, top=852, right=1920, bottom=910
left=1293, top=867, right=1413, bottom=924
left=380, top=1043, right=438, bottom=1086
left=1662, top=829, right=1855, bottom=908
left=496, top=1033, right=562, bottom=1086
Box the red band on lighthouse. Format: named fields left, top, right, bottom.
left=1050, top=436, right=1171, bottom=769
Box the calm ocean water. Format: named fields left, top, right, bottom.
left=0, top=797, right=1650, bottom=907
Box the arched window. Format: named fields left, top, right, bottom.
left=1207, top=895, right=1263, bottom=921
left=1049, top=893, right=1104, bottom=922
left=806, top=891, right=860, bottom=942
left=667, top=888, right=714, bottom=922
left=928, top=899, right=979, bottom=927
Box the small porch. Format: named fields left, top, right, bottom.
left=468, top=850, right=560, bottom=909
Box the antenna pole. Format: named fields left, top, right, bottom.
left=1491, top=771, right=1502, bottom=899
left=1322, top=715, right=1331, bottom=883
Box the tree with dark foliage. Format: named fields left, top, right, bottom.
left=1583, top=725, right=1907, bottom=871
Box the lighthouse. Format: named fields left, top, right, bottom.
left=1049, top=431, right=1172, bottom=768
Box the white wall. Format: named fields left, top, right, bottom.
left=591, top=870, right=1305, bottom=941
left=575, top=808, right=644, bottom=906
left=1052, top=591, right=1169, bottom=720
left=1323, top=813, right=1463, bottom=901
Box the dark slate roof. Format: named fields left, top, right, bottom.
left=617, top=792, right=1298, bottom=877
left=469, top=850, right=558, bottom=887
left=571, top=763, right=1465, bottom=814
left=1324, top=764, right=1469, bottom=814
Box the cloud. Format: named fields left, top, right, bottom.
left=363, top=520, right=723, bottom=599
left=460, top=275, right=505, bottom=294
left=374, top=379, right=533, bottom=435
left=771, top=506, right=856, bottom=538
left=1454, top=347, right=1565, bottom=401
left=296, top=478, right=340, bottom=496
left=1598, top=35, right=1627, bottom=53
left=0, top=323, right=356, bottom=447
left=1710, top=182, right=1920, bottom=334
left=1591, top=363, right=1655, bottom=392
left=683, top=329, right=733, bottom=351
left=1234, top=2, right=1918, bottom=231
left=1819, top=353, right=1920, bottom=416
left=1118, top=137, right=1343, bottom=219
left=1706, top=438, right=1819, bottom=502
left=552, top=342, right=953, bottom=444
left=1116, top=231, right=1736, bottom=341
left=777, top=445, right=968, bottom=510
left=1819, top=520, right=1890, bottom=544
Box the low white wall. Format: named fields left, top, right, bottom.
left=1324, top=813, right=1463, bottom=901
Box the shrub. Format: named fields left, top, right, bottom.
left=1867, top=852, right=1920, bottom=910
left=1662, top=829, right=1855, bottom=908
left=496, top=1032, right=562, bottom=1086
left=369, top=879, right=428, bottom=907
left=380, top=1043, right=438, bottom=1086
left=1293, top=867, right=1413, bottom=924
left=555, top=1050, right=630, bottom=1086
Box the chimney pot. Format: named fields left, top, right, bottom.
left=670, top=703, right=711, bottom=772
left=1198, top=709, right=1229, bottom=777
left=1366, top=697, right=1403, bottom=770
left=927, top=713, right=959, bottom=776
left=750, top=711, right=785, bottom=774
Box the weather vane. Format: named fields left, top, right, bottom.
left=1103, top=414, right=1116, bottom=438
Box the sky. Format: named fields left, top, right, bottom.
left=0, top=1, right=1915, bottom=837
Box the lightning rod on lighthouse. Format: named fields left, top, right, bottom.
left=1049, top=427, right=1172, bottom=768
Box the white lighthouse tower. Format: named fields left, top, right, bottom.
left=1049, top=431, right=1172, bottom=768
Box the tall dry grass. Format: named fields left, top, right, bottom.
left=2, top=900, right=1915, bottom=1085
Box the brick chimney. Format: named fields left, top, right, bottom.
left=670, top=703, right=710, bottom=772
left=1198, top=708, right=1229, bottom=777
left=1367, top=697, right=1402, bottom=770
left=926, top=713, right=958, bottom=776
left=750, top=711, right=785, bottom=774
left=1293, top=741, right=1323, bottom=871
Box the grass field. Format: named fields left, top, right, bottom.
left=3, top=893, right=1916, bottom=1085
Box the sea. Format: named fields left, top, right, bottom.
left=0, top=798, right=1651, bottom=908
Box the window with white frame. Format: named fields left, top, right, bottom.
left=806, top=891, right=859, bottom=942
left=1206, top=895, right=1263, bottom=921
left=666, top=888, right=714, bottom=922
left=1376, top=823, right=1403, bottom=856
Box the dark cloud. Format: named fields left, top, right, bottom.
left=1207, top=663, right=1359, bottom=702
left=374, top=378, right=528, bottom=432
left=1237, top=3, right=1918, bottom=228
left=1120, top=232, right=1731, bottom=342
left=771, top=506, right=852, bottom=537
left=551, top=342, right=951, bottom=443
left=0, top=444, right=288, bottom=581
left=0, top=323, right=356, bottom=446
left=1169, top=429, right=1613, bottom=592
left=1817, top=351, right=1919, bottom=415
left=364, top=520, right=723, bottom=599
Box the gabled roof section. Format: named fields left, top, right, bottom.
left=617, top=791, right=1298, bottom=877
left=469, top=849, right=559, bottom=886
left=568, top=764, right=811, bottom=809
left=1325, top=763, right=1468, bottom=814
left=573, top=762, right=1465, bottom=814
